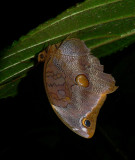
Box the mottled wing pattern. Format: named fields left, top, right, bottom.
left=43, top=39, right=117, bottom=138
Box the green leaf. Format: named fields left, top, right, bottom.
left=0, top=0, right=135, bottom=99
left=0, top=75, right=25, bottom=99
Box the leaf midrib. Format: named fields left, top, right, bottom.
left=2, top=14, right=135, bottom=61
left=26, top=0, right=122, bottom=37
left=2, top=0, right=123, bottom=60
left=89, top=30, right=135, bottom=49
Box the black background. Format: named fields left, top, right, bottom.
left=0, top=0, right=135, bottom=159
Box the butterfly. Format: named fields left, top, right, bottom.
left=38, top=38, right=117, bottom=138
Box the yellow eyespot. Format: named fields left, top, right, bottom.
left=82, top=118, right=91, bottom=128
left=75, top=74, right=89, bottom=87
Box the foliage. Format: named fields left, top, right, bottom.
left=0, top=0, right=135, bottom=98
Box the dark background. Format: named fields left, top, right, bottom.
left=0, top=0, right=135, bottom=159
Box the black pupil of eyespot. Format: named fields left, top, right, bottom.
left=84, top=120, right=91, bottom=127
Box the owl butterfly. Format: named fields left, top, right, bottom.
left=38, top=38, right=117, bottom=138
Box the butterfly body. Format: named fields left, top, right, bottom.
left=38, top=38, right=117, bottom=138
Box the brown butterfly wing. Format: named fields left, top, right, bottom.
left=44, top=39, right=117, bottom=138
